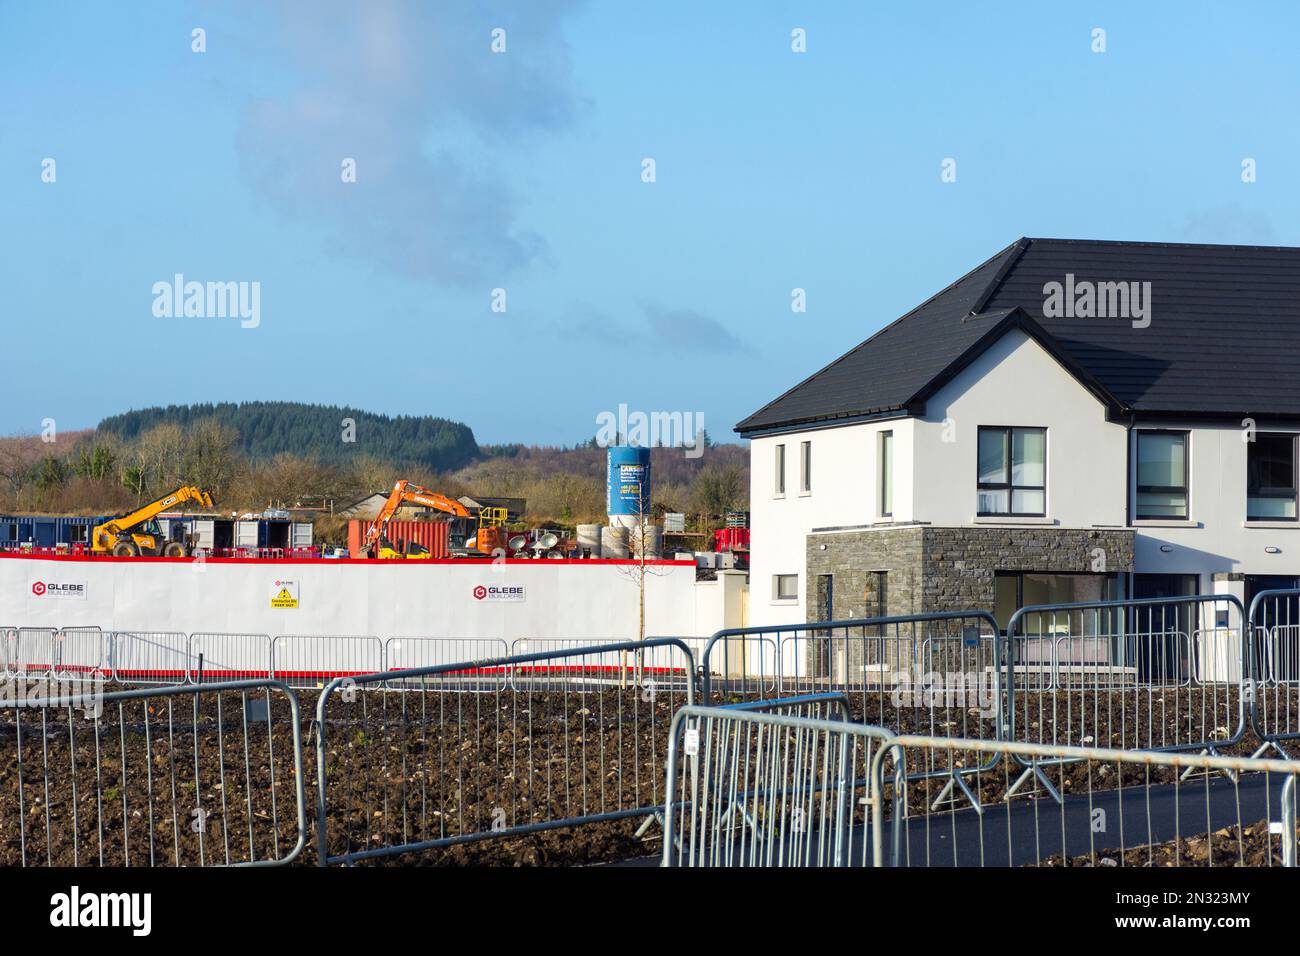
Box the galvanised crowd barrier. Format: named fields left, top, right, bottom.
left=273, top=635, right=383, bottom=689
left=1, top=627, right=106, bottom=682
left=871, top=734, right=1300, bottom=868
left=189, top=632, right=273, bottom=683
left=1005, top=595, right=1248, bottom=800
left=1246, top=589, right=1300, bottom=757
left=700, top=611, right=1005, bottom=810
left=0, top=678, right=307, bottom=866
left=109, top=631, right=190, bottom=684
left=9, top=627, right=59, bottom=679
left=720, top=691, right=853, bottom=721
left=508, top=638, right=695, bottom=694
left=661, top=704, right=896, bottom=867
left=385, top=637, right=510, bottom=672
left=55, top=627, right=106, bottom=682
left=313, top=638, right=696, bottom=866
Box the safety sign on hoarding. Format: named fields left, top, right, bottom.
left=271, top=580, right=300, bottom=609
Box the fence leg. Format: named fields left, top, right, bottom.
left=1006, top=763, right=1062, bottom=805
left=930, top=771, right=983, bottom=815
left=1179, top=747, right=1237, bottom=783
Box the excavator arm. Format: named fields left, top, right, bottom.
left=363, top=480, right=470, bottom=556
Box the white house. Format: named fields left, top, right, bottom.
left=737, top=237, right=1300, bottom=633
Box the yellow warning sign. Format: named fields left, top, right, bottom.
left=270, top=580, right=299, bottom=609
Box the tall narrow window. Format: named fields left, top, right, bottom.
left=879, top=431, right=893, bottom=517
left=977, top=427, right=1046, bottom=516
left=774, top=443, right=786, bottom=496
left=800, top=441, right=812, bottom=493
left=1248, top=433, right=1298, bottom=520
left=1135, top=430, right=1188, bottom=520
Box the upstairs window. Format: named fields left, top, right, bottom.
left=977, top=427, right=1046, bottom=516
left=774, top=444, right=786, bottom=496
left=879, top=431, right=894, bottom=517
left=800, top=441, right=812, bottom=494
left=1135, top=430, right=1188, bottom=520
left=1248, top=433, right=1298, bottom=520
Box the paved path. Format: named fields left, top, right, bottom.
left=642, top=772, right=1289, bottom=867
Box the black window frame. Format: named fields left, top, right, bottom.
left=976, top=426, right=1047, bottom=517
left=1135, top=429, right=1189, bottom=521
left=1247, top=432, right=1299, bottom=522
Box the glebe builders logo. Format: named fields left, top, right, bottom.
left=473, top=584, right=525, bottom=603
left=31, top=580, right=87, bottom=599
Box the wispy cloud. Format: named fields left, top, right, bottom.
left=560, top=301, right=753, bottom=354
left=1179, top=207, right=1277, bottom=245
left=235, top=0, right=586, bottom=285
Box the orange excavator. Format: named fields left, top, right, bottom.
left=362, top=480, right=470, bottom=559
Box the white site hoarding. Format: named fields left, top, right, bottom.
left=0, top=555, right=708, bottom=641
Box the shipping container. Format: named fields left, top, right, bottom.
left=347, top=519, right=450, bottom=558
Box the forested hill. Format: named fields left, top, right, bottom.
left=97, top=402, right=480, bottom=471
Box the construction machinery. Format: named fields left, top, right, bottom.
left=362, top=480, right=471, bottom=559
left=471, top=506, right=511, bottom=557
left=91, top=485, right=215, bottom=557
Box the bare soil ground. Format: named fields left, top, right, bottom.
left=0, top=682, right=1289, bottom=867
left=1039, top=820, right=1288, bottom=867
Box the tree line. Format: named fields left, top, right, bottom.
left=0, top=411, right=749, bottom=536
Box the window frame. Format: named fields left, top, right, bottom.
left=1134, top=429, right=1190, bottom=521
left=773, top=574, right=798, bottom=602
left=1247, top=432, right=1299, bottom=522
left=799, top=440, right=812, bottom=494
left=774, top=443, right=786, bottom=497
left=976, top=426, right=1047, bottom=518
left=879, top=431, right=893, bottom=518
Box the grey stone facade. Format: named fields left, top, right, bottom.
left=804, top=524, right=1135, bottom=622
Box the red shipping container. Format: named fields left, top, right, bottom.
left=347, top=519, right=451, bottom=558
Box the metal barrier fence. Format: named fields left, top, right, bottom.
left=0, top=678, right=307, bottom=866
left=2, top=626, right=105, bottom=682
left=699, top=612, right=1005, bottom=808
left=273, top=635, right=383, bottom=688
left=1004, top=595, right=1247, bottom=799
left=508, top=638, right=696, bottom=694
left=109, top=630, right=190, bottom=683
left=1247, top=589, right=1300, bottom=757
left=661, top=703, right=896, bottom=867
left=313, top=638, right=696, bottom=865
left=872, top=734, right=1300, bottom=868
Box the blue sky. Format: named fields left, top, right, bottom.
left=2, top=1, right=1296, bottom=446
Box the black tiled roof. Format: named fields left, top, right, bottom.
left=736, top=237, right=1300, bottom=434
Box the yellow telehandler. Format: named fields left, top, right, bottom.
left=91, top=485, right=215, bottom=557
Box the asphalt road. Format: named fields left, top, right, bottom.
left=643, top=772, right=1289, bottom=867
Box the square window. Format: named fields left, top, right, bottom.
left=774, top=574, right=798, bottom=601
